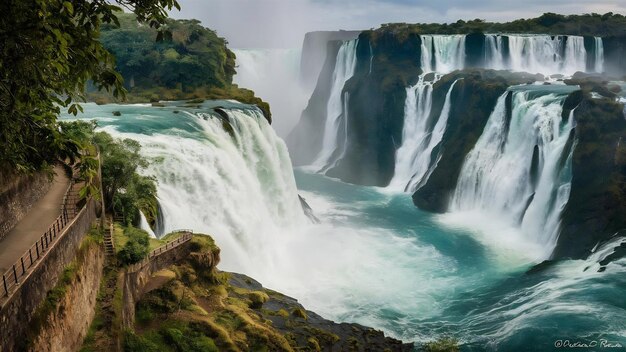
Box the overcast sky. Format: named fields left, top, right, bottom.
left=171, top=0, right=626, bottom=48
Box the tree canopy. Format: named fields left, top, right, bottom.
left=376, top=12, right=626, bottom=37
left=0, top=0, right=179, bottom=173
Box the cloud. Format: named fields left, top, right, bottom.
left=171, top=0, right=626, bottom=48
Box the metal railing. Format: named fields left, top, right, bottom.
left=1, top=182, right=78, bottom=298
left=127, top=232, right=193, bottom=273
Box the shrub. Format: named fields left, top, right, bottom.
left=422, top=337, right=460, bottom=352
left=248, top=291, right=269, bottom=309
left=117, top=227, right=150, bottom=265
left=123, top=331, right=159, bottom=352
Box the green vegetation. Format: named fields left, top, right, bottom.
left=421, top=337, right=460, bottom=352
left=0, top=0, right=179, bottom=174
left=117, top=226, right=151, bottom=265
left=87, top=13, right=271, bottom=120
left=375, top=12, right=626, bottom=37
left=61, top=120, right=159, bottom=227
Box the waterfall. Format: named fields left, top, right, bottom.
left=310, top=39, right=358, bottom=171
left=139, top=210, right=156, bottom=238
left=450, top=87, right=576, bottom=259
left=108, top=107, right=307, bottom=273
left=484, top=35, right=505, bottom=70
left=420, top=35, right=466, bottom=73
left=388, top=78, right=459, bottom=192
left=594, top=37, right=604, bottom=73
left=506, top=35, right=587, bottom=75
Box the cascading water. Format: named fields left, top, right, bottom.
left=388, top=78, right=458, bottom=192
left=484, top=34, right=505, bottom=70
left=449, top=86, right=578, bottom=259
left=139, top=210, right=157, bottom=238
left=420, top=35, right=466, bottom=73
left=63, top=101, right=626, bottom=350
left=310, top=39, right=358, bottom=171
left=594, top=37, right=605, bottom=73
left=506, top=35, right=587, bottom=75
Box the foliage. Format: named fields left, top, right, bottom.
left=124, top=330, right=160, bottom=352
left=61, top=120, right=158, bottom=224
left=99, top=14, right=235, bottom=92
left=0, top=0, right=180, bottom=173
left=88, top=14, right=272, bottom=121
left=375, top=12, right=626, bottom=37
left=421, top=337, right=460, bottom=352
left=117, top=226, right=150, bottom=265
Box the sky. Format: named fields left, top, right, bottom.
left=171, top=0, right=626, bottom=48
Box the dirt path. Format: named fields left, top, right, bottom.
left=0, top=166, right=70, bottom=273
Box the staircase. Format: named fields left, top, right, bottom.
left=103, top=217, right=115, bottom=258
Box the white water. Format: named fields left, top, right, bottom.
left=420, top=35, right=466, bottom=73
left=233, top=48, right=308, bottom=137
left=450, top=88, right=576, bottom=259
left=139, top=210, right=157, bottom=238
left=485, top=35, right=506, bottom=70
left=594, top=37, right=605, bottom=73
left=310, top=39, right=358, bottom=171
left=505, top=35, right=587, bottom=75
left=388, top=78, right=458, bottom=192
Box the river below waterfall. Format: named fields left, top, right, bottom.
left=62, top=103, right=626, bottom=351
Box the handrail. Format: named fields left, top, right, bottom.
left=126, top=232, right=193, bottom=273
left=0, top=154, right=98, bottom=300
left=1, top=180, right=78, bottom=298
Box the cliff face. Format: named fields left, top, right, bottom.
left=556, top=91, right=626, bottom=258
left=299, top=31, right=361, bottom=93
left=29, top=236, right=105, bottom=352
left=603, top=36, right=626, bottom=77
left=288, top=41, right=344, bottom=166
left=326, top=31, right=423, bottom=186
left=413, top=71, right=520, bottom=211
left=120, top=234, right=413, bottom=351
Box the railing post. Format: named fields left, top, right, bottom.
left=21, top=257, right=25, bottom=274
left=3, top=275, right=7, bottom=297
left=12, top=265, right=18, bottom=284
left=29, top=248, right=34, bottom=265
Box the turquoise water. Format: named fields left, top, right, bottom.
left=63, top=103, right=626, bottom=351
left=295, top=170, right=626, bottom=351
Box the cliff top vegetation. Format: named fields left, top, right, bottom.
left=375, top=12, right=626, bottom=37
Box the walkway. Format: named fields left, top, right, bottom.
left=0, top=166, right=70, bottom=273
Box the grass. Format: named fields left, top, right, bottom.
left=113, top=224, right=189, bottom=254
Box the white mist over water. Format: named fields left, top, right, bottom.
left=450, top=88, right=576, bottom=259
left=232, top=48, right=308, bottom=138
left=388, top=78, right=459, bottom=192
left=310, top=39, right=359, bottom=171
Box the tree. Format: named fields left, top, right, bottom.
left=0, top=0, right=180, bottom=173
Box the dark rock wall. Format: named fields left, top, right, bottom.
left=326, top=31, right=423, bottom=186
left=557, top=93, right=626, bottom=259
left=288, top=41, right=343, bottom=166
left=412, top=71, right=513, bottom=211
